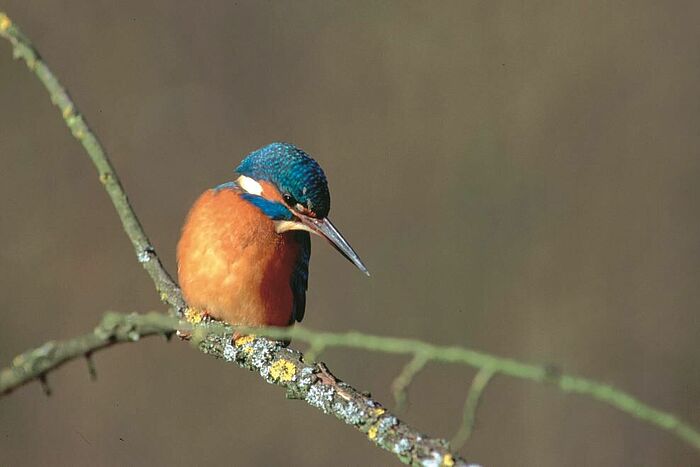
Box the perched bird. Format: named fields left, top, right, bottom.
left=177, top=142, right=369, bottom=328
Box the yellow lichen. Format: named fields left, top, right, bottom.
left=0, top=14, right=12, bottom=32
left=442, top=454, right=455, bottom=466
left=235, top=334, right=255, bottom=346
left=62, top=105, right=73, bottom=119
left=367, top=425, right=378, bottom=441
left=269, top=359, right=296, bottom=382
left=184, top=308, right=204, bottom=324
left=366, top=408, right=386, bottom=442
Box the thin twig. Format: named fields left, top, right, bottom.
left=0, top=12, right=475, bottom=465
left=84, top=352, right=97, bottom=381
left=0, top=12, right=475, bottom=464
left=451, top=368, right=496, bottom=449
left=0, top=313, right=470, bottom=467
left=0, top=312, right=181, bottom=395
left=2, top=8, right=700, bottom=462
left=0, top=12, right=184, bottom=317
left=303, top=341, right=327, bottom=363
left=38, top=373, right=51, bottom=396
left=3, top=309, right=700, bottom=454
left=392, top=353, right=430, bottom=411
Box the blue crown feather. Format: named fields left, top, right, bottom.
left=236, top=142, right=331, bottom=218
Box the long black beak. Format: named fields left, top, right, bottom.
left=299, top=216, right=370, bottom=276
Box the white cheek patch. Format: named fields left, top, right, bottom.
left=236, top=175, right=263, bottom=195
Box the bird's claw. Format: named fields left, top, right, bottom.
left=177, top=308, right=210, bottom=339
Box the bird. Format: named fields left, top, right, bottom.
left=176, top=142, right=369, bottom=328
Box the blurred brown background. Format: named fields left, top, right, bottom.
left=1, top=1, right=699, bottom=466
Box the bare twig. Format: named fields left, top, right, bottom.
left=0, top=312, right=181, bottom=395
left=451, top=368, right=497, bottom=449
left=303, top=341, right=327, bottom=363
left=0, top=312, right=471, bottom=466
left=1, top=11, right=474, bottom=465
left=4, top=310, right=700, bottom=455
left=392, top=353, right=430, bottom=411
left=0, top=12, right=184, bottom=317
left=2, top=8, right=700, bottom=463
left=84, top=352, right=97, bottom=381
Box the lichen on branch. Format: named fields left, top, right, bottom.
left=2, top=8, right=700, bottom=466
left=0, top=312, right=472, bottom=466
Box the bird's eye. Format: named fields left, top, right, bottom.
left=283, top=193, right=296, bottom=206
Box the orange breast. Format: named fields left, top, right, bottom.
left=176, top=188, right=300, bottom=326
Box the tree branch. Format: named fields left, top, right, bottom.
left=0, top=12, right=184, bottom=317
left=2, top=8, right=700, bottom=464
left=0, top=312, right=179, bottom=396
left=451, top=368, right=496, bottom=449
left=392, top=354, right=430, bottom=411
left=0, top=312, right=471, bottom=466
left=3, top=309, right=700, bottom=456
left=0, top=11, right=474, bottom=464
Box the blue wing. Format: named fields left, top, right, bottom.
left=290, top=231, right=311, bottom=323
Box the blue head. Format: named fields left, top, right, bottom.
left=233, top=142, right=369, bottom=276
left=236, top=142, right=331, bottom=218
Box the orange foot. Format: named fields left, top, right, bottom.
left=177, top=308, right=210, bottom=339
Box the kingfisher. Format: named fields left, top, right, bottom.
left=177, top=142, right=369, bottom=328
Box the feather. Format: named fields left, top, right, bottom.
left=290, top=231, right=311, bottom=323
